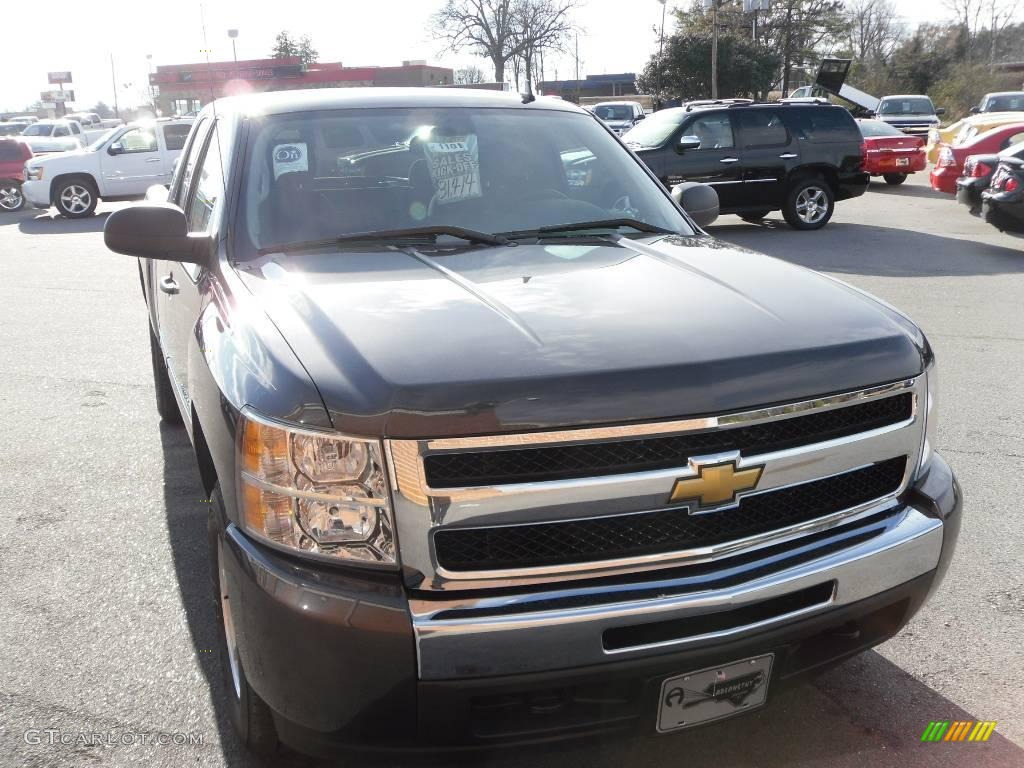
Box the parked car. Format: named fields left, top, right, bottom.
left=857, top=119, right=926, bottom=184
left=67, top=111, right=124, bottom=131
left=16, top=119, right=88, bottom=154
left=0, top=122, right=25, bottom=137
left=874, top=94, right=944, bottom=136
left=0, top=138, right=33, bottom=212
left=924, top=112, right=1023, bottom=164
left=22, top=117, right=194, bottom=218
left=980, top=155, right=1024, bottom=233
left=102, top=87, right=958, bottom=757
left=591, top=101, right=646, bottom=134
left=625, top=101, right=868, bottom=229
left=6, top=115, right=38, bottom=125
left=930, top=122, right=1024, bottom=193
left=955, top=142, right=1024, bottom=213
left=971, top=91, right=1024, bottom=114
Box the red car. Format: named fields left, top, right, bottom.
left=931, top=122, right=1024, bottom=193
left=857, top=119, right=927, bottom=185
left=0, top=138, right=33, bottom=212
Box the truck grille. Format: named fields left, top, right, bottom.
left=433, top=457, right=907, bottom=571
left=424, top=393, right=912, bottom=488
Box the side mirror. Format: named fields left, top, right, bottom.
left=104, top=202, right=211, bottom=264
left=969, top=106, right=981, bottom=114
left=672, top=182, right=719, bottom=228
left=677, top=135, right=701, bottom=153
left=634, top=113, right=646, bottom=122
left=936, top=107, right=946, bottom=116
left=108, top=142, right=124, bottom=156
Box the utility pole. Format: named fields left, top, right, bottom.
left=657, top=0, right=667, bottom=104
left=574, top=33, right=580, bottom=103
left=110, top=54, right=120, bottom=120
left=711, top=1, right=719, bottom=99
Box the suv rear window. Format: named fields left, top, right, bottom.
left=787, top=108, right=858, bottom=141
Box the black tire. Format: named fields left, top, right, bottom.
left=883, top=173, right=908, bottom=185
left=0, top=181, right=25, bottom=212
left=148, top=324, right=183, bottom=424
left=739, top=209, right=771, bottom=222
left=208, top=492, right=279, bottom=756
left=52, top=177, right=98, bottom=218
left=782, top=176, right=835, bottom=231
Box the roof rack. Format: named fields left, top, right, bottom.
left=683, top=98, right=754, bottom=112
left=777, top=96, right=831, bottom=105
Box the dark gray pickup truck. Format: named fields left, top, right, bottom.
left=104, top=88, right=960, bottom=758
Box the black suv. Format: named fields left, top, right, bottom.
left=624, top=102, right=868, bottom=229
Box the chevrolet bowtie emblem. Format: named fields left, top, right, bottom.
left=669, top=459, right=764, bottom=511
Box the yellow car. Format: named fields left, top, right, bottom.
left=926, top=112, right=1024, bottom=162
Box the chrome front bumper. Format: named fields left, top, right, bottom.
left=410, top=504, right=943, bottom=680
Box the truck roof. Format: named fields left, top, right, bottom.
left=210, top=87, right=586, bottom=118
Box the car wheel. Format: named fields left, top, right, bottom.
left=208, top=494, right=279, bottom=756
left=148, top=324, right=183, bottom=424
left=53, top=178, right=98, bottom=218
left=0, top=181, right=25, bottom=212
left=740, top=209, right=772, bottom=223
left=782, top=177, right=835, bottom=231
left=883, top=173, right=908, bottom=185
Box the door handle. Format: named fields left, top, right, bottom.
left=778, top=153, right=798, bottom=159
left=145, top=158, right=162, bottom=163
left=159, top=275, right=179, bottom=295
left=719, top=157, right=740, bottom=163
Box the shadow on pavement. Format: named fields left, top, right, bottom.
left=865, top=182, right=950, bottom=200
left=158, top=417, right=1024, bottom=768
left=18, top=211, right=109, bottom=235
left=710, top=220, right=1024, bottom=277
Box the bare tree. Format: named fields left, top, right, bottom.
left=846, top=0, right=903, bottom=61
left=945, top=0, right=987, bottom=59
left=431, top=0, right=519, bottom=83
left=455, top=65, right=487, bottom=83
left=510, top=0, right=578, bottom=94
left=986, top=0, right=1021, bottom=67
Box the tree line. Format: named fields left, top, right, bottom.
left=637, top=0, right=1024, bottom=119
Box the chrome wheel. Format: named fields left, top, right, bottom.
left=59, top=184, right=92, bottom=215
left=218, top=540, right=242, bottom=700
left=795, top=186, right=828, bottom=225
left=0, top=184, right=23, bottom=211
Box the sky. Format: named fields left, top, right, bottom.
left=2, top=0, right=970, bottom=113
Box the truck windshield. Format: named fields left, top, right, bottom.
left=20, top=124, right=53, bottom=137
left=620, top=109, right=685, bottom=148
left=239, top=106, right=691, bottom=254
left=879, top=98, right=934, bottom=115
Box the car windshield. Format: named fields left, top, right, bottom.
left=594, top=105, right=633, bottom=121
left=858, top=120, right=905, bottom=138
left=985, top=94, right=1024, bottom=111
left=879, top=98, right=934, bottom=115
left=87, top=127, right=121, bottom=151
left=20, top=124, right=53, bottom=136
left=620, top=109, right=685, bottom=147
left=240, top=106, right=691, bottom=254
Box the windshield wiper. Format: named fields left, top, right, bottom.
left=500, top=218, right=676, bottom=240
left=258, top=225, right=509, bottom=255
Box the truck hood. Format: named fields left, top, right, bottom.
left=237, top=235, right=928, bottom=438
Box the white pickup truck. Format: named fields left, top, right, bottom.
left=23, top=117, right=194, bottom=218
left=17, top=119, right=91, bottom=154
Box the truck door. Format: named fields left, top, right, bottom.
left=155, top=118, right=220, bottom=416
left=100, top=126, right=166, bottom=196
left=660, top=111, right=744, bottom=209
left=736, top=109, right=794, bottom=207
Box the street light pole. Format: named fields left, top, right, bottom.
left=711, top=0, right=719, bottom=99
left=228, top=29, right=239, bottom=64
left=110, top=53, right=120, bottom=120
left=657, top=0, right=667, bottom=105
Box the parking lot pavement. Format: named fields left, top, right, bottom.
left=0, top=176, right=1022, bottom=768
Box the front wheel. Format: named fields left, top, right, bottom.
left=208, top=494, right=279, bottom=756
left=782, top=178, right=835, bottom=230
left=0, top=181, right=24, bottom=212
left=883, top=173, right=908, bottom=185
left=148, top=324, right=182, bottom=424
left=53, top=178, right=98, bottom=218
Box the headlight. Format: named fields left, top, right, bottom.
left=920, top=365, right=938, bottom=471
left=237, top=409, right=396, bottom=566
left=26, top=166, right=43, bottom=181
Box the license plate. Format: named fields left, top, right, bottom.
left=896, top=157, right=910, bottom=167
left=657, top=654, right=773, bottom=732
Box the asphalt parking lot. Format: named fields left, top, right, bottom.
left=0, top=172, right=1022, bottom=768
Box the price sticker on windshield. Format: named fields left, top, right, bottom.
left=425, top=135, right=481, bottom=205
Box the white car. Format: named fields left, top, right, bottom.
left=17, top=119, right=89, bottom=154
left=23, top=118, right=194, bottom=218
